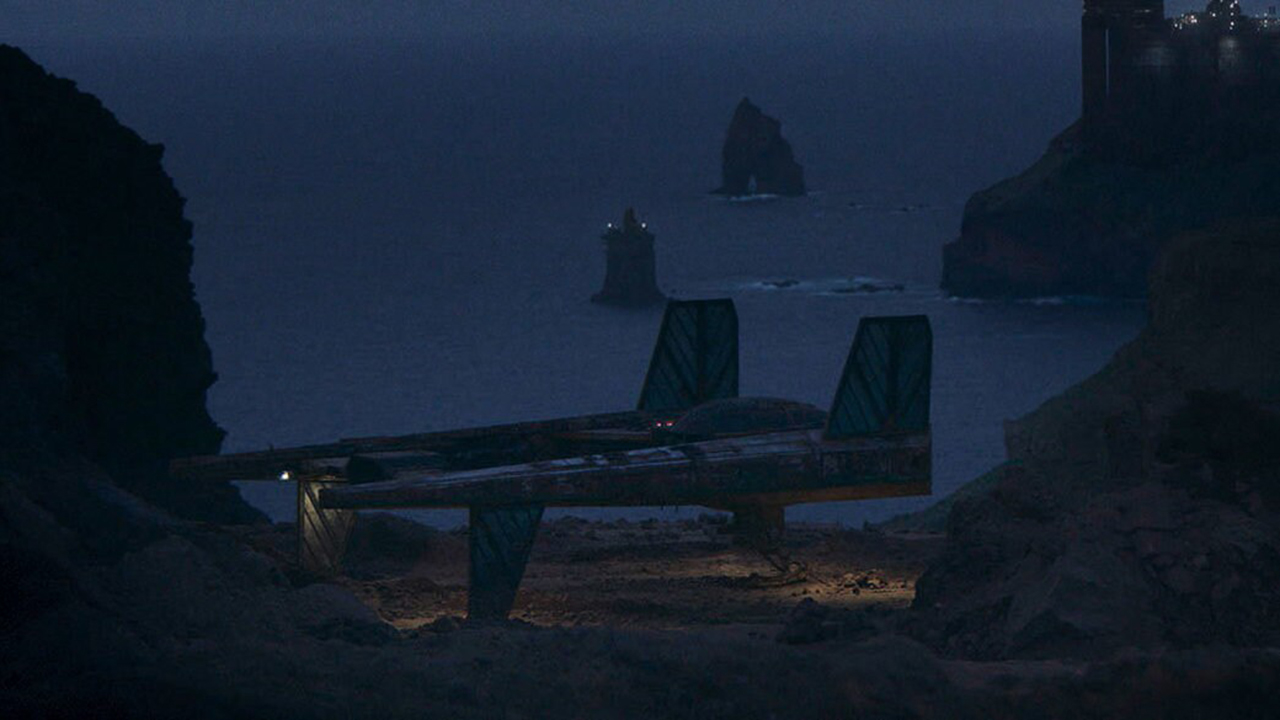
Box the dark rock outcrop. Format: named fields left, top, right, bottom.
left=914, top=219, right=1280, bottom=659
left=0, top=44, right=254, bottom=523
left=591, top=208, right=665, bottom=308
left=944, top=0, right=1280, bottom=299
left=941, top=124, right=1280, bottom=298
left=714, top=98, right=806, bottom=197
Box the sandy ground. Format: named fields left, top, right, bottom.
left=294, top=515, right=945, bottom=634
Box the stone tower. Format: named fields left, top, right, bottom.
left=591, top=208, right=665, bottom=308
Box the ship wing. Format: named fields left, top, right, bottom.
left=322, top=429, right=816, bottom=509
left=320, top=428, right=929, bottom=511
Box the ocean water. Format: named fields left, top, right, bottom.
left=26, top=30, right=1146, bottom=527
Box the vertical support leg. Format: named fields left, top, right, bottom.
left=297, top=477, right=356, bottom=576
left=730, top=505, right=785, bottom=553
left=468, top=504, right=544, bottom=621
left=731, top=505, right=804, bottom=581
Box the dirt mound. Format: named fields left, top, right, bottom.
left=342, top=512, right=461, bottom=579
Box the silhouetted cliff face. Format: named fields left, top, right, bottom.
left=714, top=98, right=806, bottom=197
left=942, top=123, right=1280, bottom=298
left=0, top=45, right=249, bottom=521
left=0, top=44, right=222, bottom=463
left=916, top=219, right=1280, bottom=659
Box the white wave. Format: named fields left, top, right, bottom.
left=1019, top=295, right=1118, bottom=307
left=848, top=201, right=943, bottom=214
left=947, top=294, right=1141, bottom=307
left=739, top=276, right=907, bottom=295
left=726, top=193, right=781, bottom=203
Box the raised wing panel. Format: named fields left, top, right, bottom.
left=825, top=315, right=932, bottom=439
left=297, top=478, right=356, bottom=576
left=637, top=299, right=739, bottom=412
left=468, top=504, right=544, bottom=620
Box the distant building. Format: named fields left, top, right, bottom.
left=1081, top=0, right=1280, bottom=162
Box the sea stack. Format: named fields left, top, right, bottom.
left=714, top=97, right=806, bottom=197
left=591, top=208, right=665, bottom=308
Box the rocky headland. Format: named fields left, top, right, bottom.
left=713, top=97, right=806, bottom=198
left=942, top=123, right=1280, bottom=298
left=944, top=0, right=1280, bottom=299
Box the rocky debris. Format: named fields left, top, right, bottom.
left=742, top=560, right=808, bottom=588
left=0, top=44, right=256, bottom=524
left=835, top=571, right=893, bottom=593
left=714, top=97, right=806, bottom=197
left=591, top=207, right=665, bottom=308
left=914, top=220, right=1280, bottom=660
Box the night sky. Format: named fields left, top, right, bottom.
left=4, top=1, right=1263, bottom=43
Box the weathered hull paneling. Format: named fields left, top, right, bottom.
left=321, top=430, right=930, bottom=510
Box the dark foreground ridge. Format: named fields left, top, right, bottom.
left=943, top=1, right=1280, bottom=298
left=713, top=97, right=806, bottom=197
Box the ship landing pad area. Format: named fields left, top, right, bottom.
left=178, top=299, right=933, bottom=620
left=238, top=514, right=943, bottom=634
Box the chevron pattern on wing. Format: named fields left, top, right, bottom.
left=637, top=299, right=739, bottom=412
left=825, top=315, right=932, bottom=439
left=468, top=504, right=545, bottom=620
left=298, top=478, right=356, bottom=576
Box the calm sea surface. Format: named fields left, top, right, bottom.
left=26, top=30, right=1146, bottom=526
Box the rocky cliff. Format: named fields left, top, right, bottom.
left=942, top=123, right=1280, bottom=298
left=713, top=98, right=806, bottom=198
left=0, top=44, right=223, bottom=461
left=914, top=218, right=1280, bottom=659
left=0, top=44, right=253, bottom=522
